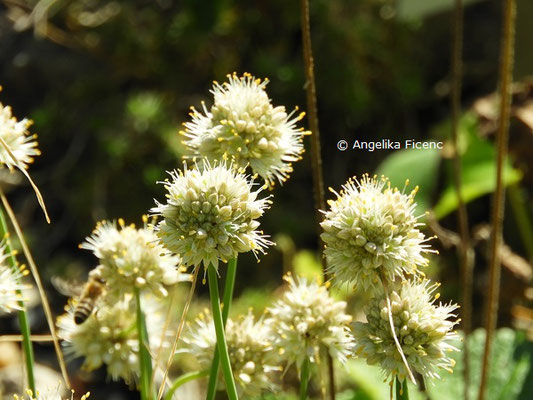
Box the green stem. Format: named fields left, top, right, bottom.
left=207, top=264, right=238, bottom=400
left=164, top=370, right=209, bottom=400
left=206, top=257, right=237, bottom=400
left=395, top=378, right=409, bottom=400
left=135, top=287, right=154, bottom=400
left=299, top=358, right=310, bottom=400
left=0, top=206, right=35, bottom=393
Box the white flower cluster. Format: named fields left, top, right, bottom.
left=321, top=175, right=430, bottom=292
left=0, top=243, right=29, bottom=314
left=0, top=93, right=40, bottom=170
left=181, top=73, right=308, bottom=187
left=152, top=162, right=272, bottom=270
left=182, top=310, right=280, bottom=397
left=322, top=174, right=460, bottom=382
left=353, top=280, right=459, bottom=381
left=80, top=217, right=189, bottom=299
left=14, top=386, right=89, bottom=400
left=266, top=274, right=355, bottom=370
left=58, top=296, right=166, bottom=385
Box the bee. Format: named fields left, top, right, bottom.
left=73, top=275, right=106, bottom=324
left=53, top=268, right=106, bottom=325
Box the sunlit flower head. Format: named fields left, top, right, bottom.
left=353, top=279, right=459, bottom=382
left=0, top=243, right=30, bottom=314
left=57, top=296, right=166, bottom=385
left=80, top=217, right=189, bottom=299
left=181, top=73, right=309, bottom=187
left=152, top=162, right=272, bottom=270
left=0, top=89, right=40, bottom=170
left=14, top=384, right=89, bottom=400
left=266, top=274, right=355, bottom=370
left=321, top=174, right=432, bottom=292
left=182, top=310, right=280, bottom=397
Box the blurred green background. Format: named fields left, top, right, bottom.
left=1, top=0, right=532, bottom=398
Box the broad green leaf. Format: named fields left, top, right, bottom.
left=426, top=329, right=532, bottom=400
left=433, top=116, right=522, bottom=218
left=375, top=147, right=441, bottom=216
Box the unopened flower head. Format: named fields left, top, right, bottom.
left=0, top=243, right=29, bottom=314
left=321, top=175, right=432, bottom=292
left=152, top=162, right=272, bottom=270
left=182, top=310, right=280, bottom=397
left=80, top=217, right=189, bottom=299
left=0, top=89, right=40, bottom=170
left=266, top=274, right=354, bottom=370
left=353, top=279, right=459, bottom=381
left=58, top=296, right=166, bottom=385
left=181, top=73, right=309, bottom=187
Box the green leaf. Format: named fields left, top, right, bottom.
left=375, top=147, right=441, bottom=216
left=433, top=115, right=522, bottom=218
left=426, top=329, right=533, bottom=400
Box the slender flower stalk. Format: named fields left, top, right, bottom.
left=450, top=0, right=473, bottom=396
left=0, top=205, right=35, bottom=393
left=299, top=358, right=310, bottom=400
left=206, top=257, right=238, bottom=400
left=164, top=370, right=209, bottom=400
left=207, top=264, right=238, bottom=400
left=395, top=378, right=409, bottom=400
left=0, top=191, right=70, bottom=388
left=135, top=287, right=154, bottom=400
left=479, top=1, right=517, bottom=399
left=299, top=0, right=336, bottom=394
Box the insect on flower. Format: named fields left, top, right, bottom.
left=53, top=268, right=106, bottom=325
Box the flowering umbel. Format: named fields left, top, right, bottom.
left=58, top=296, right=166, bottom=385
left=14, top=385, right=90, bottom=400
left=80, top=218, right=189, bottom=299
left=181, top=73, right=309, bottom=187
left=0, top=89, right=40, bottom=170
left=152, top=162, right=272, bottom=270
left=321, top=175, right=432, bottom=292
left=266, top=274, right=355, bottom=370
left=182, top=310, right=281, bottom=397
left=353, top=279, right=459, bottom=381
left=0, top=243, right=29, bottom=314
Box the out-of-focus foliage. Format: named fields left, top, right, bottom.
left=376, top=113, right=523, bottom=219
left=341, top=329, right=532, bottom=400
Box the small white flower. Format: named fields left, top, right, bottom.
left=182, top=310, right=281, bottom=397
left=266, top=274, right=355, bottom=370
left=80, top=217, right=189, bottom=299
left=353, top=279, right=459, bottom=382
left=321, top=174, right=432, bottom=292
left=181, top=73, right=309, bottom=187
left=0, top=96, right=40, bottom=170
left=152, top=162, right=272, bottom=270
left=0, top=243, right=29, bottom=314
left=57, top=295, right=166, bottom=385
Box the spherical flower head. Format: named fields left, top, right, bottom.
left=80, top=217, right=189, bottom=299
left=353, top=279, right=459, bottom=382
left=152, top=162, right=272, bottom=270
left=0, top=243, right=30, bottom=314
left=0, top=96, right=40, bottom=170
left=15, top=385, right=89, bottom=400
left=321, top=175, right=432, bottom=292
left=266, top=274, right=355, bottom=370
left=181, top=73, right=309, bottom=187
left=57, top=296, right=166, bottom=385
left=182, top=310, right=280, bottom=397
